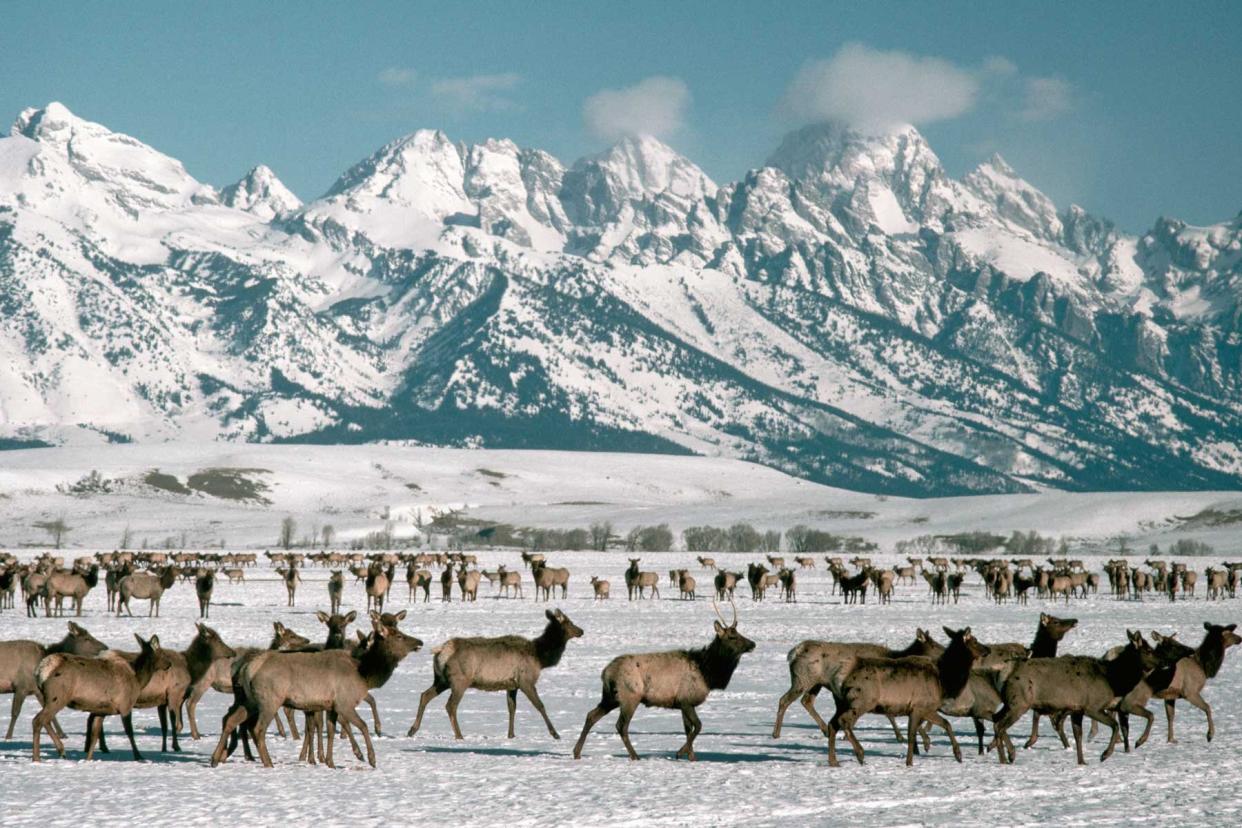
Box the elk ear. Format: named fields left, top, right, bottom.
left=943, top=626, right=956, bottom=639
left=149, top=634, right=161, bottom=650
left=344, top=610, right=357, bottom=624
left=1040, top=613, right=1049, bottom=624
left=1228, top=624, right=1238, bottom=632
left=546, top=609, right=555, bottom=621
left=316, top=611, right=329, bottom=624
left=1205, top=622, right=1214, bottom=632
left=273, top=622, right=285, bottom=633
left=356, top=630, right=367, bottom=643
left=714, top=620, right=726, bottom=635
left=393, top=610, right=406, bottom=622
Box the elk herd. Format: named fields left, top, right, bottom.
left=0, top=546, right=1239, bottom=772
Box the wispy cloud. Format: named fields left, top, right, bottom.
left=1018, top=77, right=1073, bottom=121
left=781, top=44, right=980, bottom=133
left=583, top=76, right=691, bottom=141
left=377, top=67, right=417, bottom=89
left=429, top=73, right=523, bottom=113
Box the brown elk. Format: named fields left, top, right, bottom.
left=747, top=563, right=769, bottom=601
left=625, top=559, right=660, bottom=600
left=458, top=568, right=483, bottom=602
left=32, top=634, right=162, bottom=762
left=275, top=566, right=301, bottom=607
left=778, top=568, right=796, bottom=602
left=408, top=565, right=432, bottom=602
left=714, top=570, right=741, bottom=600
left=1205, top=568, right=1228, bottom=600
left=573, top=601, right=754, bottom=761
left=408, top=609, right=583, bottom=740
left=679, top=570, right=697, bottom=600
left=196, top=569, right=216, bottom=619
left=827, top=627, right=988, bottom=766
left=839, top=568, right=869, bottom=604
left=327, top=571, right=344, bottom=614
left=440, top=563, right=455, bottom=602
left=992, top=630, right=1158, bottom=765
left=590, top=576, right=610, bottom=600
left=795, top=556, right=816, bottom=570
left=1153, top=622, right=1241, bottom=744
left=497, top=566, right=524, bottom=598
left=223, top=567, right=245, bottom=584
left=521, top=551, right=545, bottom=570
left=116, top=566, right=177, bottom=616
left=365, top=563, right=389, bottom=611
left=1, top=622, right=107, bottom=740
left=42, top=565, right=99, bottom=617
left=183, top=621, right=310, bottom=741
left=771, top=629, right=944, bottom=741
left=90, top=637, right=193, bottom=754
left=531, top=561, right=569, bottom=601
left=697, top=556, right=717, bottom=571
left=212, top=613, right=422, bottom=768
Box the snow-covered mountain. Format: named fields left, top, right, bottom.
left=2, top=102, right=1240, bottom=495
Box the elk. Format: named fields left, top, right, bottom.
left=679, top=570, right=697, bottom=600
left=183, top=621, right=311, bottom=741
left=778, top=568, right=796, bottom=602
left=714, top=570, right=741, bottom=600
left=1101, top=630, right=1198, bottom=750
left=839, top=568, right=869, bottom=604
left=873, top=569, right=895, bottom=605
left=213, top=613, right=422, bottom=768
left=440, top=563, right=455, bottom=602
left=89, top=636, right=193, bottom=754
left=521, top=551, right=545, bottom=570
left=992, top=630, right=1159, bottom=765
left=328, top=571, right=345, bottom=614
left=408, top=609, right=583, bottom=740
left=531, top=561, right=569, bottom=601
left=116, top=566, right=177, bottom=616
left=1, top=622, right=107, bottom=740
left=223, top=567, right=245, bottom=584
left=795, top=556, right=816, bottom=570
left=573, top=601, right=754, bottom=761
left=275, top=566, right=301, bottom=607
left=365, top=563, right=389, bottom=611
left=497, top=566, right=524, bottom=598
left=697, top=556, right=717, bottom=571
left=747, top=563, right=769, bottom=601
left=625, top=559, right=659, bottom=600
left=827, top=628, right=988, bottom=766
left=1153, top=622, right=1241, bottom=744
left=408, top=565, right=432, bottom=602
left=32, top=634, right=162, bottom=762
left=590, top=576, right=610, bottom=600
left=42, top=565, right=99, bottom=617
left=766, top=555, right=785, bottom=569
left=458, top=568, right=482, bottom=602
left=196, top=569, right=216, bottom=619
left=772, top=629, right=944, bottom=741
left=1205, top=568, right=1228, bottom=600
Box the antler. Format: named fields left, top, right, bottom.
left=729, top=596, right=738, bottom=628
left=711, top=597, right=728, bottom=627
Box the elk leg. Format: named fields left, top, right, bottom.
left=615, top=700, right=640, bottom=760
left=506, top=689, right=517, bottom=739
left=928, top=711, right=961, bottom=762
left=826, top=708, right=842, bottom=767
left=365, top=692, right=382, bottom=737
left=1165, top=699, right=1177, bottom=743
left=6, top=689, right=26, bottom=739
left=121, top=712, right=143, bottom=761
left=186, top=682, right=209, bottom=740
left=973, top=716, right=986, bottom=754
left=338, top=717, right=364, bottom=760
left=1088, top=709, right=1120, bottom=762
left=905, top=715, right=920, bottom=766
left=1053, top=712, right=1071, bottom=748
left=1069, top=712, right=1085, bottom=765
left=251, top=710, right=276, bottom=768
left=211, top=704, right=250, bottom=766
left=1117, top=710, right=1129, bottom=752
left=445, top=685, right=467, bottom=740
left=992, top=703, right=1028, bottom=764
left=771, top=685, right=803, bottom=738
left=273, top=708, right=287, bottom=738
left=324, top=711, right=337, bottom=769
left=341, top=706, right=374, bottom=768
left=1022, top=712, right=1041, bottom=749
left=284, top=705, right=300, bottom=740
left=1131, top=705, right=1155, bottom=750
left=840, top=710, right=865, bottom=765
left=800, top=689, right=834, bottom=737
left=1182, top=689, right=1214, bottom=742
left=98, top=723, right=110, bottom=753
left=158, top=705, right=168, bottom=752
left=519, top=682, right=559, bottom=739
left=408, top=679, right=447, bottom=737
left=886, top=714, right=904, bottom=743
left=572, top=698, right=617, bottom=759
left=85, top=713, right=103, bottom=760
left=676, top=704, right=701, bottom=761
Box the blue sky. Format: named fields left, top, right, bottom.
left=3, top=1, right=1240, bottom=231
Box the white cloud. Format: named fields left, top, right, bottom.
left=430, top=73, right=523, bottom=113
left=1018, top=76, right=1073, bottom=121
left=782, top=44, right=980, bottom=133
left=583, top=76, right=691, bottom=141
left=377, top=67, right=417, bottom=89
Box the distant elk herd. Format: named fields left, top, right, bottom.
left=0, top=546, right=1239, bottom=769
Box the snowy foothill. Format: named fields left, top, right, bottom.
left=2, top=446, right=1242, bottom=825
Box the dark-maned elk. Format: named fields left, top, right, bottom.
left=992, top=630, right=1158, bottom=765
left=747, top=563, right=769, bottom=601
left=365, top=563, right=389, bottom=612
left=408, top=609, right=583, bottom=740
left=778, top=568, right=796, bottom=603
left=590, top=576, right=610, bottom=600
left=117, top=566, right=177, bottom=617
left=772, top=629, right=944, bottom=741
left=827, top=628, right=988, bottom=766
left=196, top=569, right=216, bottom=619
left=1098, top=630, right=1198, bottom=751
left=328, top=571, right=345, bottom=614
left=276, top=566, right=301, bottom=607
left=213, top=614, right=422, bottom=769
left=874, top=569, right=895, bottom=605
left=531, top=561, right=569, bottom=601
left=458, top=568, right=482, bottom=602
left=625, top=559, right=660, bottom=600
left=573, top=601, right=754, bottom=761
left=32, top=634, right=162, bottom=762
left=714, top=570, right=740, bottom=600
left=440, top=563, right=455, bottom=603
left=895, top=565, right=916, bottom=585
left=183, top=621, right=311, bottom=741
left=408, top=566, right=432, bottom=602
left=1152, top=622, right=1241, bottom=744
left=42, top=565, right=99, bottom=617
left=180, top=623, right=238, bottom=741
left=679, top=570, right=697, bottom=601
left=697, top=556, right=717, bottom=571
left=1205, top=568, right=1228, bottom=601
left=521, top=551, right=545, bottom=570
left=839, top=569, right=869, bottom=605
left=1, top=622, right=107, bottom=740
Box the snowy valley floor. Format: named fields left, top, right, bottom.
left=1, top=556, right=1242, bottom=827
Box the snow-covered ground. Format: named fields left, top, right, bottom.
left=2, top=444, right=1242, bottom=552
left=2, top=552, right=1242, bottom=827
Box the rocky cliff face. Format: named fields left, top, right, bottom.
left=1, top=103, right=1239, bottom=495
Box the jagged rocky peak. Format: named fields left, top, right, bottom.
left=220, top=164, right=302, bottom=220
left=560, top=134, right=716, bottom=226
left=962, top=153, right=1063, bottom=240
left=323, top=128, right=466, bottom=205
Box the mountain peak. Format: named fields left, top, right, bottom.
left=578, top=134, right=715, bottom=200
left=221, top=164, right=302, bottom=220
left=11, top=101, right=79, bottom=139
left=766, top=121, right=938, bottom=184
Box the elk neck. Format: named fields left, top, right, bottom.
left=1196, top=630, right=1228, bottom=679
left=689, top=636, right=744, bottom=691
left=935, top=639, right=975, bottom=699
left=533, top=620, right=572, bottom=668
left=1104, top=643, right=1150, bottom=697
